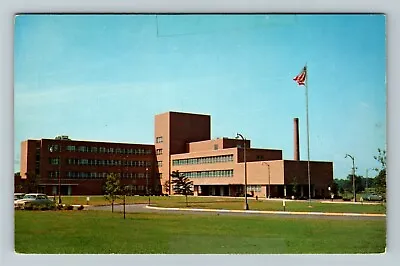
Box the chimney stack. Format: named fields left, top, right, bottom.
left=294, top=118, right=300, bottom=161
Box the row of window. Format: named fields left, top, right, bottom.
left=49, top=158, right=60, bottom=165
left=49, top=144, right=152, bottom=155
left=247, top=185, right=262, bottom=192
left=181, top=169, right=234, bottom=178
left=172, top=154, right=234, bottom=166
left=48, top=171, right=149, bottom=180
left=66, top=158, right=151, bottom=167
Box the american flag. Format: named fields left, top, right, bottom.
left=293, top=66, right=307, bottom=86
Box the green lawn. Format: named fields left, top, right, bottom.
left=61, top=195, right=386, bottom=214
left=15, top=210, right=385, bottom=254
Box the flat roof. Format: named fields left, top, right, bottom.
left=30, top=138, right=155, bottom=146
left=156, top=110, right=211, bottom=117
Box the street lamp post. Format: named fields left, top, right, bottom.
left=345, top=154, right=356, bottom=202
left=366, top=168, right=373, bottom=190
left=262, top=162, right=271, bottom=199
left=236, top=133, right=249, bottom=210
left=50, top=145, right=62, bottom=205
left=146, top=167, right=150, bottom=205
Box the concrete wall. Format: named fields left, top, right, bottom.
left=20, top=140, right=39, bottom=179
left=154, top=112, right=170, bottom=193
left=155, top=111, right=211, bottom=194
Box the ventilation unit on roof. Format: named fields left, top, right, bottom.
left=55, top=135, right=71, bottom=140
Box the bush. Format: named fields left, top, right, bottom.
left=24, top=203, right=33, bottom=210
left=66, top=205, right=74, bottom=210
left=77, top=205, right=84, bottom=210
left=57, top=204, right=64, bottom=210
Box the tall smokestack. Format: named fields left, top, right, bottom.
left=294, top=118, right=300, bottom=161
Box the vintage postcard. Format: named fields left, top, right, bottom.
left=14, top=14, right=386, bottom=254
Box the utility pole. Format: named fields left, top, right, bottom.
left=345, top=154, right=356, bottom=202
left=236, top=133, right=249, bottom=210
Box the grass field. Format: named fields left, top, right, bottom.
left=61, top=195, right=386, bottom=214
left=15, top=210, right=386, bottom=254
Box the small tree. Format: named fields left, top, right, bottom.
left=163, top=180, right=171, bottom=195
left=25, top=172, right=41, bottom=193
left=330, top=180, right=339, bottom=196
left=374, top=148, right=386, bottom=195
left=171, top=171, right=193, bottom=207
left=104, top=173, right=121, bottom=212
left=291, top=176, right=298, bottom=197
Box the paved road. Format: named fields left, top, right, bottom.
left=87, top=204, right=385, bottom=221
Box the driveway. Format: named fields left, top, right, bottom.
left=87, top=203, right=385, bottom=221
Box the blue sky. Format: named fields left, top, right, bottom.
left=14, top=14, right=386, bottom=179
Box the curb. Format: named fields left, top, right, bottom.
left=145, top=205, right=386, bottom=217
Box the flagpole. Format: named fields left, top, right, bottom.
left=305, top=64, right=311, bottom=207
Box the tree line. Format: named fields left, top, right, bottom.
left=333, top=148, right=386, bottom=196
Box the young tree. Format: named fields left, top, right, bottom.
left=291, top=176, right=298, bottom=197
left=171, top=170, right=193, bottom=207
left=330, top=180, right=339, bottom=196
left=25, top=172, right=41, bottom=193
left=163, top=180, right=171, bottom=195
left=103, top=173, right=121, bottom=212
left=345, top=174, right=365, bottom=193
left=374, top=148, right=386, bottom=195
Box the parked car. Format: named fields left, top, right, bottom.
left=14, top=193, right=25, bottom=200
left=363, top=193, right=383, bottom=201
left=14, top=193, right=55, bottom=210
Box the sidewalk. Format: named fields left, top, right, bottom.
left=146, top=205, right=386, bottom=217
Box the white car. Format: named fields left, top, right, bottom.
left=14, top=193, right=54, bottom=210
left=14, top=193, right=25, bottom=201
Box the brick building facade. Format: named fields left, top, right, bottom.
left=17, top=111, right=333, bottom=198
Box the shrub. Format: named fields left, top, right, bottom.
left=39, top=204, right=48, bottom=211
left=24, top=204, right=33, bottom=210
left=77, top=205, right=84, bottom=210
left=65, top=205, right=74, bottom=210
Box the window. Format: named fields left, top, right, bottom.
left=157, top=161, right=163, bottom=167
left=66, top=145, right=75, bottom=152
left=247, top=185, right=261, bottom=192
left=49, top=157, right=60, bottom=165
left=156, top=136, right=163, bottom=143
left=214, top=144, right=218, bottom=150
left=48, top=144, right=59, bottom=152
left=91, top=147, right=98, bottom=153
left=156, top=149, right=163, bottom=155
